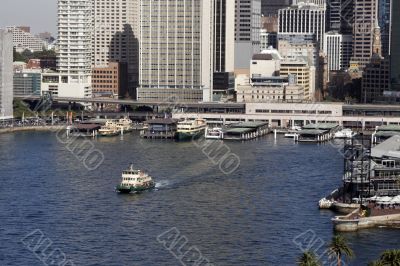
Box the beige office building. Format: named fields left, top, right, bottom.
left=138, top=0, right=215, bottom=102
left=352, top=0, right=378, bottom=70
left=281, top=58, right=316, bottom=101
left=92, top=0, right=139, bottom=95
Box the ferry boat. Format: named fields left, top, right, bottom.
left=115, top=117, right=134, bottom=133
left=205, top=127, right=224, bottom=140
left=334, top=128, right=357, bottom=139
left=176, top=118, right=207, bottom=140
left=98, top=120, right=120, bottom=137
left=116, top=164, right=155, bottom=193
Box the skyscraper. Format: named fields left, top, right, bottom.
left=0, top=29, right=13, bottom=119
left=278, top=2, right=326, bottom=50
left=351, top=0, right=378, bottom=70
left=390, top=0, right=400, bottom=90
left=235, top=0, right=262, bottom=72
left=138, top=0, right=214, bottom=102
left=92, top=0, right=139, bottom=94
left=261, top=0, right=292, bottom=16
left=57, top=0, right=92, bottom=98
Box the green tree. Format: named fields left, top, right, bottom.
left=297, top=251, right=321, bottom=266
left=328, top=235, right=354, bottom=266
left=379, top=250, right=400, bottom=266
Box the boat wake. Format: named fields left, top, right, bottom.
left=155, top=180, right=172, bottom=189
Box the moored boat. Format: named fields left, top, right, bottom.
left=176, top=118, right=207, bottom=141
left=334, top=128, right=357, bottom=139
left=116, top=164, right=155, bottom=193
left=205, top=127, right=224, bottom=140
left=98, top=120, right=120, bottom=137
left=115, top=117, right=134, bottom=132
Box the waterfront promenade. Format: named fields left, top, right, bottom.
left=0, top=125, right=65, bottom=134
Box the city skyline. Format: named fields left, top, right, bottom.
left=0, top=0, right=57, bottom=35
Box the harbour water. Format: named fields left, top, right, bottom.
left=0, top=132, right=399, bottom=265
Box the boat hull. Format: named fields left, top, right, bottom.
left=116, top=182, right=156, bottom=193
left=176, top=129, right=205, bottom=141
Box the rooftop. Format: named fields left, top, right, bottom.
left=230, top=122, right=268, bottom=129
left=225, top=128, right=255, bottom=134
left=302, top=123, right=339, bottom=130
left=145, top=118, right=177, bottom=125
left=377, top=125, right=400, bottom=132
left=371, top=135, right=400, bottom=159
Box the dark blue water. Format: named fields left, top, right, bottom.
left=0, top=132, right=399, bottom=266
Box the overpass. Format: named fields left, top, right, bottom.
left=15, top=95, right=245, bottom=109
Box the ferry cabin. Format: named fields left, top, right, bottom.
left=140, top=118, right=178, bottom=139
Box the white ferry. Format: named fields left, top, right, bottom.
left=205, top=127, right=224, bottom=140
left=98, top=120, right=120, bottom=137
left=176, top=118, right=207, bottom=140
left=115, top=117, right=134, bottom=132
left=116, top=164, right=155, bottom=193
left=334, top=128, right=357, bottom=139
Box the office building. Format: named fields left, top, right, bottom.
left=13, top=72, right=41, bottom=97
left=93, top=0, right=138, bottom=95
left=56, top=0, right=92, bottom=99
left=212, top=0, right=235, bottom=99
left=351, top=0, right=378, bottom=70
left=6, top=26, right=47, bottom=52
left=327, top=0, right=341, bottom=31
left=361, top=21, right=390, bottom=103
left=92, top=62, right=128, bottom=98
left=378, top=0, right=391, bottom=57
left=0, top=30, right=13, bottom=119
left=261, top=0, right=292, bottom=16
left=281, top=58, right=316, bottom=100
left=324, top=31, right=353, bottom=71
left=278, top=2, right=326, bottom=50
left=341, top=0, right=354, bottom=34
left=390, top=0, right=400, bottom=91
left=235, top=0, right=262, bottom=72
left=138, top=0, right=214, bottom=102
left=278, top=34, right=319, bottom=66
left=260, top=29, right=277, bottom=49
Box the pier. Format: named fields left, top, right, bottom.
left=223, top=122, right=269, bottom=140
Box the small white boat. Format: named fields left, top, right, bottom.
left=284, top=126, right=301, bottom=138
left=284, top=132, right=299, bottom=138
left=334, top=128, right=357, bottom=139
left=205, top=127, right=224, bottom=139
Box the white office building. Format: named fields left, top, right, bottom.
left=6, top=26, right=47, bottom=52
left=0, top=30, right=13, bottom=119
left=324, top=31, right=353, bottom=72
left=278, top=2, right=326, bottom=50
left=138, top=0, right=215, bottom=102
left=56, top=0, right=92, bottom=99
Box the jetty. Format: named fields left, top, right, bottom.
left=297, top=123, right=339, bottom=142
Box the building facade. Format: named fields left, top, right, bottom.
left=261, top=0, right=292, bottom=16
left=351, top=0, right=378, bottom=70
left=260, top=29, right=277, bottom=50
left=138, top=0, right=214, bottom=102
left=281, top=58, right=316, bottom=100
left=92, top=0, right=138, bottom=95
left=234, top=0, right=262, bottom=72
left=57, top=0, right=92, bottom=99
left=6, top=26, right=47, bottom=52
left=92, top=62, right=128, bottom=98
left=13, top=72, right=41, bottom=97
left=278, top=2, right=326, bottom=50
left=390, top=0, right=400, bottom=92
left=324, top=32, right=353, bottom=71
left=0, top=30, right=13, bottom=119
